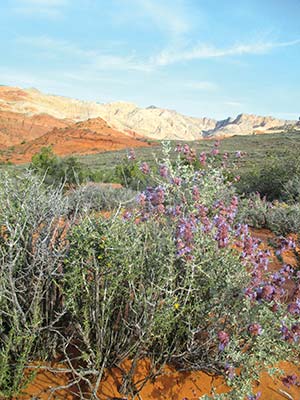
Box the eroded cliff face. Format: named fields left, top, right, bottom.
left=0, top=110, right=71, bottom=148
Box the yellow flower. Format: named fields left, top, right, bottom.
left=174, top=302, right=180, bottom=310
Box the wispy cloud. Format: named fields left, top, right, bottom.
left=15, top=34, right=300, bottom=75
left=153, top=39, right=300, bottom=66
left=13, top=0, right=68, bottom=18
left=16, top=35, right=154, bottom=72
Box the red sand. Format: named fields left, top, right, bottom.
left=14, top=359, right=300, bottom=400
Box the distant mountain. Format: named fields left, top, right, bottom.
left=204, top=113, right=293, bottom=137
left=0, top=85, right=298, bottom=161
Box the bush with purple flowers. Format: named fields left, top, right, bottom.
left=61, top=142, right=300, bottom=399
left=1, top=142, right=299, bottom=399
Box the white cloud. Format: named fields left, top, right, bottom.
left=152, top=39, right=300, bottom=66
left=14, top=0, right=68, bottom=18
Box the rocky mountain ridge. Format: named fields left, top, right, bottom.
left=0, top=86, right=296, bottom=145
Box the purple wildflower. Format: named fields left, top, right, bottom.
left=122, top=211, right=132, bottom=220
left=261, top=284, right=276, bottom=302
left=287, top=299, right=300, bottom=315
left=172, top=177, right=182, bottom=186
left=140, top=162, right=150, bottom=174
left=183, top=144, right=190, bottom=155
left=282, top=374, right=298, bottom=388
left=218, top=331, right=230, bottom=351
left=137, top=192, right=147, bottom=206
left=225, top=363, right=235, bottom=379
left=248, top=323, right=262, bottom=336
left=281, top=324, right=294, bottom=342
left=159, top=165, right=168, bottom=178
left=199, top=151, right=207, bottom=166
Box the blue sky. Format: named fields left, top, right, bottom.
left=0, top=0, right=299, bottom=120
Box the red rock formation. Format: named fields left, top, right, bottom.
left=4, top=117, right=153, bottom=164
left=0, top=110, right=71, bottom=147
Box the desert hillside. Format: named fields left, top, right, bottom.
left=2, top=117, right=152, bottom=164
left=0, top=109, right=71, bottom=148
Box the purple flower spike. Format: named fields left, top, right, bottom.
left=122, top=211, right=132, bottom=220
left=199, top=152, right=207, bottom=166
left=140, top=162, right=150, bottom=174
left=159, top=165, right=168, bottom=178
left=225, top=363, right=235, bottom=379
left=172, top=177, right=182, bottom=186
left=287, top=299, right=300, bottom=315
left=218, top=331, right=230, bottom=351
left=248, top=323, right=262, bottom=336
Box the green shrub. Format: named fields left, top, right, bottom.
left=238, top=193, right=300, bottom=235
left=67, top=183, right=137, bottom=212
left=30, top=146, right=91, bottom=186
left=114, top=156, right=152, bottom=190
left=236, top=152, right=300, bottom=201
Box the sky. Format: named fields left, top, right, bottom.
left=0, top=0, right=299, bottom=120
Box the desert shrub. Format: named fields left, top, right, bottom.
left=283, top=174, right=300, bottom=203
left=0, top=170, right=74, bottom=397
left=114, top=150, right=154, bottom=190
left=30, top=146, right=92, bottom=186
left=237, top=193, right=273, bottom=230
left=58, top=143, right=300, bottom=399
left=238, top=193, right=300, bottom=235
left=236, top=152, right=300, bottom=201
left=66, top=183, right=137, bottom=212
left=0, top=143, right=299, bottom=399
